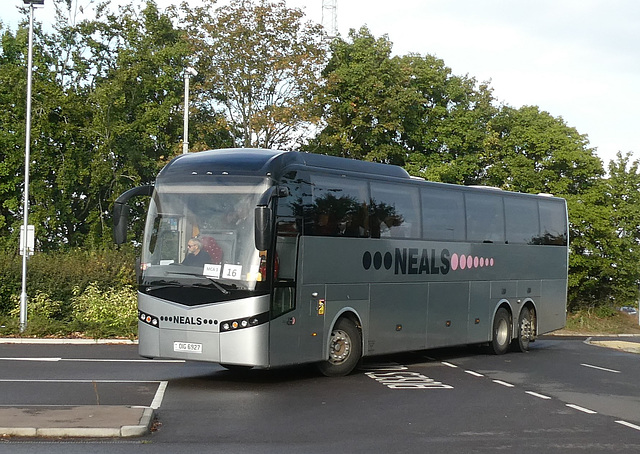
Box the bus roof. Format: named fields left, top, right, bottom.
left=158, top=148, right=411, bottom=180
left=157, top=148, right=565, bottom=203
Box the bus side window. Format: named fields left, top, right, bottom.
left=272, top=220, right=298, bottom=318
left=272, top=287, right=295, bottom=318
left=505, top=197, right=539, bottom=244
left=465, top=193, right=505, bottom=243
left=275, top=220, right=298, bottom=281
left=421, top=188, right=465, bottom=241
left=539, top=200, right=568, bottom=245
left=370, top=183, right=420, bottom=239
left=309, top=175, right=369, bottom=238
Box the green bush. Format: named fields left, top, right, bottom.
left=71, top=283, right=137, bottom=339
left=0, top=247, right=136, bottom=316
left=2, top=291, right=75, bottom=338
left=0, top=250, right=21, bottom=315
left=0, top=247, right=138, bottom=338
left=8, top=291, right=64, bottom=320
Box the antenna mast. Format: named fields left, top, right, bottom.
left=322, top=0, right=337, bottom=38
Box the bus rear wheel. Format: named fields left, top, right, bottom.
left=490, top=308, right=511, bottom=355
left=317, top=317, right=362, bottom=377
left=512, top=306, right=533, bottom=352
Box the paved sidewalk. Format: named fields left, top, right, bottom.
left=0, top=405, right=154, bottom=438
left=0, top=338, right=153, bottom=438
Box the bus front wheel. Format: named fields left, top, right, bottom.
left=317, top=317, right=362, bottom=377
left=490, top=308, right=511, bottom=355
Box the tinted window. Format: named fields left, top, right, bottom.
left=505, top=197, right=539, bottom=244
left=539, top=199, right=567, bottom=245
left=309, top=175, right=369, bottom=237
left=422, top=187, right=465, bottom=241
left=465, top=192, right=505, bottom=243
left=370, top=183, right=420, bottom=238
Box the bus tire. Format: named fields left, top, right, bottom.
left=512, top=306, right=533, bottom=352
left=317, top=317, right=362, bottom=377
left=490, top=308, right=511, bottom=355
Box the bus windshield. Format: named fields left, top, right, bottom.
left=140, top=177, right=271, bottom=298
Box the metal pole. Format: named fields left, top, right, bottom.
left=182, top=71, right=190, bottom=154
left=19, top=3, right=36, bottom=332
left=182, top=67, right=197, bottom=154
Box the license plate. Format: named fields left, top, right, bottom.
left=173, top=342, right=202, bottom=354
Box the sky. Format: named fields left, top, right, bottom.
left=3, top=0, right=639, bottom=166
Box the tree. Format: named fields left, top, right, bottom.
left=477, top=105, right=613, bottom=309
left=307, top=27, right=406, bottom=162
left=0, top=26, right=27, bottom=249
left=0, top=15, right=69, bottom=251
left=309, top=26, right=496, bottom=176
left=482, top=105, right=603, bottom=194
left=586, top=153, right=640, bottom=307
left=185, top=0, right=328, bottom=149
left=0, top=1, right=232, bottom=249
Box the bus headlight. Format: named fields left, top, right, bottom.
left=139, top=310, right=159, bottom=328
left=220, top=312, right=269, bottom=332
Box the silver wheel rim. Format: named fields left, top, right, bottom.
left=496, top=318, right=509, bottom=346
left=520, top=315, right=532, bottom=341
left=328, top=329, right=351, bottom=364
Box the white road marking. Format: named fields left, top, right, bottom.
left=464, top=370, right=484, bottom=377
left=0, top=379, right=163, bottom=383
left=566, top=404, right=597, bottom=414
left=492, top=380, right=515, bottom=388
left=365, top=370, right=454, bottom=389
left=0, top=357, right=61, bottom=361
left=615, top=420, right=640, bottom=431
left=150, top=381, right=168, bottom=409
left=0, top=357, right=184, bottom=363
left=580, top=363, right=620, bottom=374
left=441, top=361, right=458, bottom=368
left=525, top=391, right=552, bottom=400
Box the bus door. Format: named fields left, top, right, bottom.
left=269, top=221, right=324, bottom=366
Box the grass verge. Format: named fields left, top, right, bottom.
left=557, top=308, right=640, bottom=335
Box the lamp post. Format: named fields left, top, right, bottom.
left=19, top=0, right=44, bottom=332
left=182, top=67, right=197, bottom=154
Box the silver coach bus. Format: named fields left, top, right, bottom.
left=113, top=148, right=568, bottom=376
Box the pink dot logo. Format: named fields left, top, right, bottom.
left=451, top=253, right=459, bottom=271
left=449, top=253, right=495, bottom=271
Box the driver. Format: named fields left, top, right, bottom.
left=181, top=237, right=212, bottom=267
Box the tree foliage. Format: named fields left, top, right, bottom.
left=1, top=0, right=231, bottom=249
left=185, top=0, right=328, bottom=149
left=307, top=26, right=497, bottom=183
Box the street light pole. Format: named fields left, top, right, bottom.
left=182, top=67, right=197, bottom=154
left=20, top=0, right=44, bottom=332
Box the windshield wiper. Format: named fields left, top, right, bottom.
left=199, top=278, right=230, bottom=295
left=154, top=271, right=236, bottom=295
left=145, top=280, right=182, bottom=292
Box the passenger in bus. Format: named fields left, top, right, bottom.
left=182, top=237, right=212, bottom=267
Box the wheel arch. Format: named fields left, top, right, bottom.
left=492, top=299, right=514, bottom=323
left=324, top=308, right=364, bottom=360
